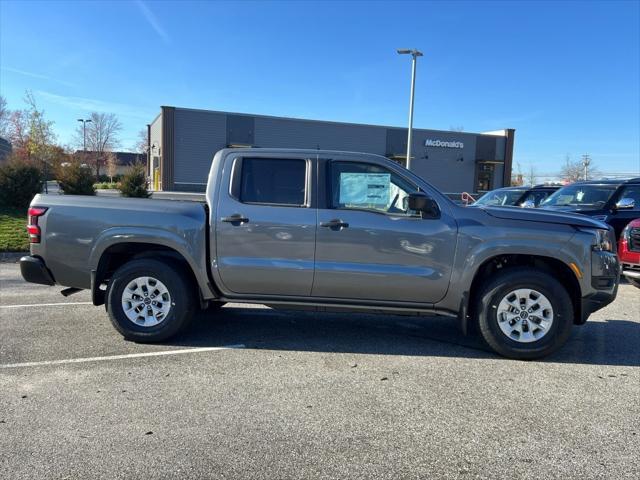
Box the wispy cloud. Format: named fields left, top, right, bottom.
left=1, top=67, right=77, bottom=88
left=36, top=90, right=153, bottom=120
left=135, top=0, right=170, bottom=44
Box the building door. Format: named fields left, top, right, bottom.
left=475, top=163, right=495, bottom=192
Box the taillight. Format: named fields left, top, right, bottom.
left=27, top=207, right=48, bottom=243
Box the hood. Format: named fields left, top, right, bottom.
left=539, top=205, right=602, bottom=215
left=481, top=206, right=609, bottom=229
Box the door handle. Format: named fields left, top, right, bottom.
left=320, top=219, right=349, bottom=229
left=221, top=213, right=249, bottom=224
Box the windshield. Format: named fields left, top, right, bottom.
left=541, top=184, right=618, bottom=208
left=473, top=189, right=524, bottom=206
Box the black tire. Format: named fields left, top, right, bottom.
left=107, top=258, right=196, bottom=342
left=474, top=268, right=574, bottom=360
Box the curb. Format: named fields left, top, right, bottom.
left=0, top=252, right=26, bottom=263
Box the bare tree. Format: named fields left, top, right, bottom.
left=526, top=164, right=538, bottom=186
left=560, top=154, right=600, bottom=182
left=0, top=95, right=9, bottom=138
left=75, top=112, right=122, bottom=177
left=105, top=152, right=118, bottom=183
left=133, top=129, right=148, bottom=154
left=511, top=161, right=524, bottom=186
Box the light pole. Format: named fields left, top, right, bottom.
left=397, top=49, right=423, bottom=170
left=77, top=118, right=92, bottom=152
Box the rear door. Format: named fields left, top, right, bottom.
left=215, top=154, right=316, bottom=296
left=312, top=159, right=457, bottom=304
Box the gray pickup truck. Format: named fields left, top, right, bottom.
left=21, top=148, right=620, bottom=359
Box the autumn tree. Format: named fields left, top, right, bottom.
left=7, top=109, right=30, bottom=159
left=75, top=112, right=122, bottom=177
left=24, top=91, right=57, bottom=170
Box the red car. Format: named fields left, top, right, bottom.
left=619, top=218, right=640, bottom=288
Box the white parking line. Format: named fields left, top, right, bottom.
left=0, top=301, right=93, bottom=309
left=0, top=345, right=246, bottom=369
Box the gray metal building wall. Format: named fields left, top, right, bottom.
left=173, top=109, right=227, bottom=189
left=152, top=106, right=513, bottom=194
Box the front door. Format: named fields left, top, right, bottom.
left=609, top=184, right=640, bottom=239
left=215, top=155, right=316, bottom=296
left=312, top=160, right=457, bottom=304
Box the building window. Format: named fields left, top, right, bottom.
left=476, top=163, right=495, bottom=192
left=240, top=158, right=307, bottom=206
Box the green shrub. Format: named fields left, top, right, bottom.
left=0, top=159, right=44, bottom=208
left=94, top=182, right=119, bottom=189
left=119, top=164, right=150, bottom=198
left=57, top=161, right=96, bottom=195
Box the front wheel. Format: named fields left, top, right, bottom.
left=107, top=259, right=196, bottom=342
left=475, top=268, right=574, bottom=360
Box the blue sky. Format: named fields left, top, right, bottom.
left=1, top=0, right=639, bottom=176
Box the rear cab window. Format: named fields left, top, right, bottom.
left=233, top=157, right=309, bottom=207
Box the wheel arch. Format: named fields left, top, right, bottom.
left=461, top=254, right=582, bottom=334
left=89, top=228, right=216, bottom=306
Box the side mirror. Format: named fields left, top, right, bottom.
left=615, top=198, right=635, bottom=210
left=521, top=199, right=536, bottom=208
left=408, top=192, right=440, bottom=219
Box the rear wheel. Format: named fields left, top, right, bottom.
left=107, top=259, right=196, bottom=342
left=475, top=268, right=574, bottom=360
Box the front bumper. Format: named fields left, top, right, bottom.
left=621, top=262, right=640, bottom=281
left=20, top=255, right=55, bottom=286
left=577, top=251, right=619, bottom=323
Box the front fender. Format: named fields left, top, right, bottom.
left=437, top=224, right=581, bottom=316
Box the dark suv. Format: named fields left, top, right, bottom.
left=472, top=184, right=561, bottom=208
left=540, top=178, right=640, bottom=239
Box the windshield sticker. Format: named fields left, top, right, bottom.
left=339, top=173, right=390, bottom=207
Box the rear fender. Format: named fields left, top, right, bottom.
left=88, top=227, right=215, bottom=301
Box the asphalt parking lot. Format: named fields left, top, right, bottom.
left=1, top=261, right=639, bottom=479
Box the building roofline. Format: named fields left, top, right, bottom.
left=156, top=105, right=511, bottom=137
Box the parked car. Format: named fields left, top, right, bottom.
left=472, top=185, right=561, bottom=208
left=618, top=218, right=640, bottom=288
left=20, top=148, right=619, bottom=360
left=539, top=178, right=640, bottom=239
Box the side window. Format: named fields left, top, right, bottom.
left=330, top=162, right=417, bottom=215
left=523, top=191, right=550, bottom=206
left=239, top=158, right=307, bottom=206
left=619, top=185, right=640, bottom=210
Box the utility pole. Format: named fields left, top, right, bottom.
left=582, top=154, right=591, bottom=180
left=397, top=49, right=423, bottom=170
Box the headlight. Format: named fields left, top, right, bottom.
left=592, top=215, right=608, bottom=221
left=593, top=228, right=614, bottom=252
